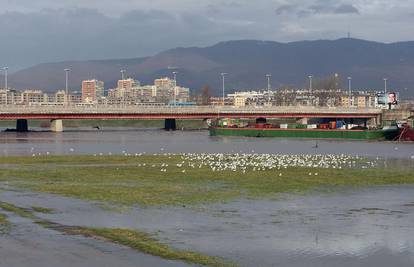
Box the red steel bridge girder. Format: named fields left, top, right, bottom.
left=0, top=113, right=379, bottom=120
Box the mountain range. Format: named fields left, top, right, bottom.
left=2, top=38, right=414, bottom=97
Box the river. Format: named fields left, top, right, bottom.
left=0, top=128, right=413, bottom=159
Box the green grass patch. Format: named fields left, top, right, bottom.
left=0, top=155, right=413, bottom=206
left=0, top=202, right=36, bottom=219
left=0, top=214, right=7, bottom=224
left=65, top=227, right=233, bottom=267
left=31, top=206, right=54, bottom=214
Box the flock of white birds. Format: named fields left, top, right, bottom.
left=28, top=147, right=385, bottom=174
left=123, top=152, right=378, bottom=173
left=177, top=153, right=378, bottom=173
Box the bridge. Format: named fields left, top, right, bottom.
left=0, top=105, right=383, bottom=132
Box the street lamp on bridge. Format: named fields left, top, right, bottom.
left=220, top=73, right=227, bottom=106
left=2, top=67, right=8, bottom=90
left=308, top=75, right=313, bottom=106
left=172, top=71, right=178, bottom=106
left=2, top=67, right=8, bottom=105
left=266, top=74, right=272, bottom=104
left=308, top=75, right=313, bottom=92
left=64, top=68, right=71, bottom=106
left=120, top=69, right=126, bottom=80
left=348, top=76, right=352, bottom=107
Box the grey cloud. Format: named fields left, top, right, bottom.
left=275, top=1, right=359, bottom=16
left=309, top=3, right=360, bottom=14
left=335, top=4, right=360, bottom=14
left=0, top=7, right=264, bottom=70
left=275, top=4, right=297, bottom=15
left=0, top=1, right=411, bottom=70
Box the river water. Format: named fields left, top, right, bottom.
left=0, top=128, right=413, bottom=159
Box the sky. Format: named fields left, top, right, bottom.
left=1, top=0, right=414, bottom=70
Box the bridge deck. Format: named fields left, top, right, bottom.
left=0, top=106, right=382, bottom=120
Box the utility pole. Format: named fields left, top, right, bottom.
left=348, top=76, right=352, bottom=107
left=266, top=74, right=271, bottom=105
left=172, top=71, right=177, bottom=106
left=220, top=73, right=227, bottom=106
left=64, top=68, right=70, bottom=106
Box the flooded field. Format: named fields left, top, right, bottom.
left=1, top=184, right=414, bottom=267
left=1, top=130, right=414, bottom=266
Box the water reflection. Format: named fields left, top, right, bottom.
left=0, top=129, right=413, bottom=160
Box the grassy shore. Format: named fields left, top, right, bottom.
left=66, top=227, right=233, bottom=267
left=0, top=155, right=413, bottom=207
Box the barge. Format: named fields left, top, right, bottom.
left=209, top=119, right=399, bottom=140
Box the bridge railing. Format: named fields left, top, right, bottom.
left=0, top=105, right=382, bottom=114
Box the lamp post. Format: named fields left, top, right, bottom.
left=348, top=76, right=352, bottom=107
left=64, top=68, right=70, bottom=106
left=2, top=67, right=8, bottom=105
left=221, top=73, right=227, bottom=106
left=308, top=75, right=313, bottom=92
left=172, top=71, right=178, bottom=106
left=266, top=74, right=271, bottom=105
left=3, top=67, right=8, bottom=90
left=308, top=75, right=313, bottom=106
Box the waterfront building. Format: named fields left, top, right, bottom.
left=154, top=77, right=174, bottom=88
left=82, top=79, right=104, bottom=103
left=117, top=79, right=140, bottom=91
left=106, top=77, right=189, bottom=105
left=21, top=90, right=47, bottom=105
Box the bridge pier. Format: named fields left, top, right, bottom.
left=164, top=119, right=176, bottom=131
left=50, top=119, right=63, bottom=132
left=16, top=119, right=29, bottom=132
left=256, top=117, right=267, bottom=124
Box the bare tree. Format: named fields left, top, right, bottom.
left=201, top=85, right=212, bottom=105
left=312, top=74, right=343, bottom=106
left=313, top=74, right=342, bottom=91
